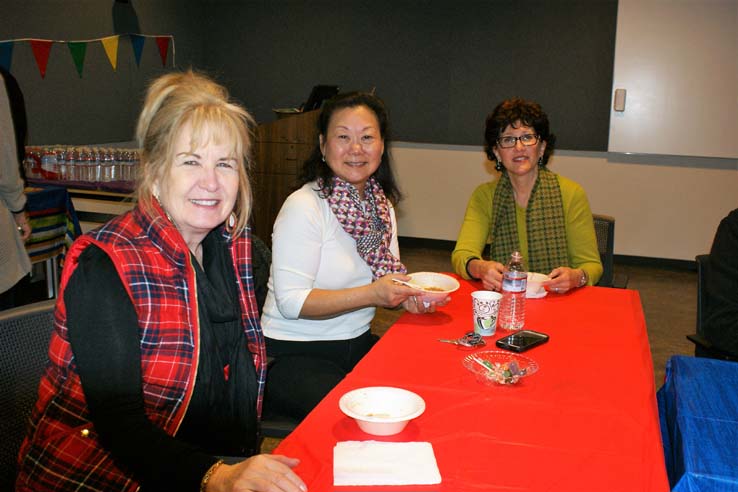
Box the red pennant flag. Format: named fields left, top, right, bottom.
left=155, top=37, right=169, bottom=67
left=30, top=40, right=53, bottom=78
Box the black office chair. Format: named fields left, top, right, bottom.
left=0, top=299, right=56, bottom=489
left=592, top=214, right=628, bottom=288
left=686, top=254, right=737, bottom=361
left=252, top=235, right=300, bottom=439
left=251, top=234, right=271, bottom=315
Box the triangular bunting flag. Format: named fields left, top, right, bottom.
left=130, top=34, right=145, bottom=67
left=0, top=41, right=13, bottom=71
left=30, top=40, right=53, bottom=78
left=101, top=35, right=119, bottom=71
left=68, top=42, right=87, bottom=78
left=155, top=37, right=169, bottom=67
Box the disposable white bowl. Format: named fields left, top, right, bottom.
left=527, top=272, right=551, bottom=296
left=339, top=386, right=426, bottom=436
left=407, top=272, right=460, bottom=303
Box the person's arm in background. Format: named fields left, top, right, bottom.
left=452, top=182, right=494, bottom=279
left=451, top=182, right=506, bottom=291
left=705, top=208, right=738, bottom=355
left=0, top=66, right=27, bottom=176
left=559, top=177, right=603, bottom=286
left=0, top=71, right=31, bottom=242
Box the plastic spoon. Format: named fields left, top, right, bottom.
left=391, top=279, right=426, bottom=290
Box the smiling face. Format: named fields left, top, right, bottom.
left=154, top=121, right=240, bottom=251
left=493, top=122, right=547, bottom=178
left=319, top=105, right=385, bottom=197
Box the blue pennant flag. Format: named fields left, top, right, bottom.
left=130, top=34, right=145, bottom=66
left=0, top=41, right=13, bottom=71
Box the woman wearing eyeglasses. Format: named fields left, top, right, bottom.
left=452, top=97, right=602, bottom=294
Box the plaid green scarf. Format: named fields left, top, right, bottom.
left=490, top=168, right=569, bottom=272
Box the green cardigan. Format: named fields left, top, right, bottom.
left=452, top=173, right=603, bottom=285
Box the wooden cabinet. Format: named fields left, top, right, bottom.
left=251, top=110, right=320, bottom=245
left=608, top=0, right=738, bottom=158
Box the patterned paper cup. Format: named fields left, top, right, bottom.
left=471, top=290, right=502, bottom=337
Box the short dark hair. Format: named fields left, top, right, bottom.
left=484, top=97, right=556, bottom=166
left=298, top=91, right=402, bottom=204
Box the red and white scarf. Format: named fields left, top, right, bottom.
left=319, top=176, right=406, bottom=278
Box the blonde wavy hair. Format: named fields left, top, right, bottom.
left=135, top=69, right=255, bottom=236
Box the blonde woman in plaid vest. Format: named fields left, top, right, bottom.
left=16, top=71, right=306, bottom=492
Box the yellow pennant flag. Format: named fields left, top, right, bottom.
left=101, top=35, right=119, bottom=71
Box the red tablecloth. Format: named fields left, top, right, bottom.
left=275, top=277, right=669, bottom=492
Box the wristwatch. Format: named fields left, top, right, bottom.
left=578, top=269, right=588, bottom=288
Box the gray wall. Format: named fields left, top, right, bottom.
left=202, top=0, right=617, bottom=151
left=2, top=1, right=616, bottom=149
left=0, top=0, right=205, bottom=145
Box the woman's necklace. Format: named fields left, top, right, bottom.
left=510, top=170, right=537, bottom=208
left=512, top=187, right=531, bottom=208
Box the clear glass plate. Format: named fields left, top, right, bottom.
left=462, top=350, right=539, bottom=386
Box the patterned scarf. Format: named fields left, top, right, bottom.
left=490, top=167, right=569, bottom=273
left=319, top=176, right=406, bottom=278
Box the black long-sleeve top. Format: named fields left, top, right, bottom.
left=705, top=208, right=738, bottom=357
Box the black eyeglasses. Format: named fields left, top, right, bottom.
left=497, top=134, right=540, bottom=148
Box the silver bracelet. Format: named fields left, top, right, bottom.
left=578, top=269, right=588, bottom=287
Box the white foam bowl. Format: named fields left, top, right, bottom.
left=339, top=386, right=426, bottom=436
left=527, top=272, right=551, bottom=295
left=407, top=272, right=460, bottom=303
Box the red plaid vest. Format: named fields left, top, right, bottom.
left=16, top=202, right=266, bottom=491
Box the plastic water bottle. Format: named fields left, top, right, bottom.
left=499, top=251, right=527, bottom=331
left=40, top=149, right=60, bottom=180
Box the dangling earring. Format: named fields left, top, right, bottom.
left=495, top=159, right=503, bottom=172
left=153, top=189, right=174, bottom=223
left=321, top=155, right=326, bottom=162
left=226, top=212, right=236, bottom=233
left=537, top=156, right=544, bottom=167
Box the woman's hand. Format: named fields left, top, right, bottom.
left=300, top=274, right=450, bottom=318
left=371, top=274, right=423, bottom=309
left=544, top=267, right=584, bottom=294
left=207, top=454, right=306, bottom=492
left=401, top=295, right=424, bottom=313
left=375, top=274, right=449, bottom=314
left=468, top=259, right=506, bottom=292
left=13, top=211, right=31, bottom=242
left=401, top=293, right=450, bottom=314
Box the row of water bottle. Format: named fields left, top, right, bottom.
left=24, top=146, right=140, bottom=183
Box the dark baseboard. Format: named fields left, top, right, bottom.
left=398, top=236, right=698, bottom=271
left=614, top=255, right=696, bottom=271
left=398, top=237, right=456, bottom=250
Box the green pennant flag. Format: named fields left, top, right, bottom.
left=68, top=42, right=87, bottom=78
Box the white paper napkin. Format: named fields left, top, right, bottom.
left=333, top=440, right=442, bottom=486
